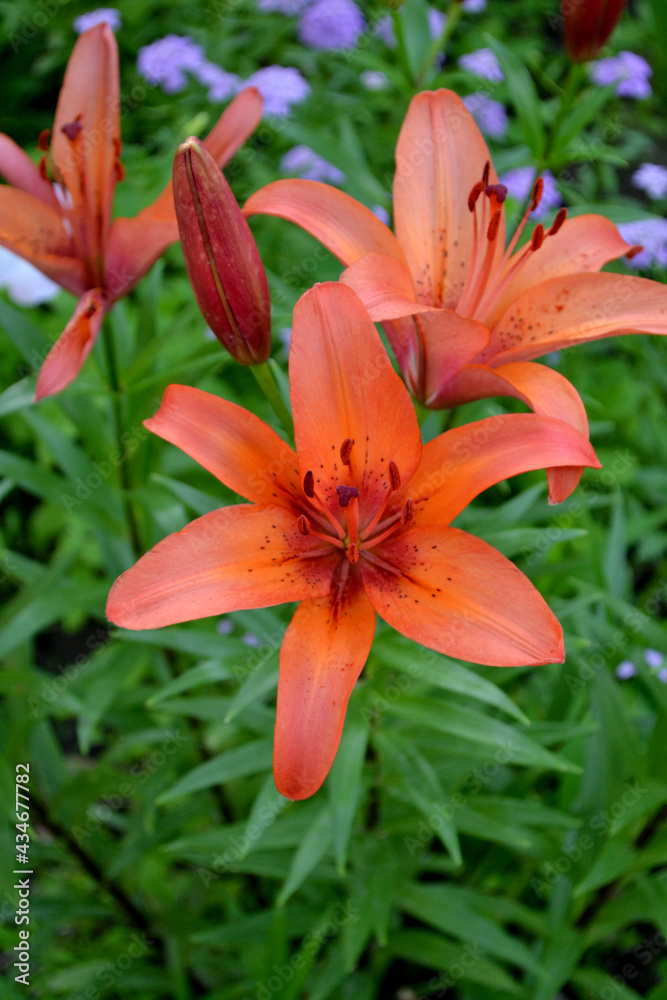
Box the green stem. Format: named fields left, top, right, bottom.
left=545, top=61, right=587, bottom=165
left=415, top=0, right=463, bottom=87
left=102, top=317, right=142, bottom=555
left=251, top=361, right=294, bottom=439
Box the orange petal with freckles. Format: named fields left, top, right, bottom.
left=290, top=283, right=422, bottom=525
left=362, top=526, right=564, bottom=666
left=244, top=179, right=406, bottom=267
left=105, top=89, right=263, bottom=298
left=485, top=214, right=639, bottom=328
left=0, top=133, right=59, bottom=209
left=393, top=89, right=504, bottom=310
left=485, top=272, right=667, bottom=367
left=106, top=504, right=337, bottom=630
left=0, top=186, right=84, bottom=295
left=51, top=23, right=120, bottom=272
left=145, top=384, right=302, bottom=507
left=274, top=573, right=376, bottom=800
left=341, top=252, right=424, bottom=320
left=404, top=409, right=599, bottom=527
left=35, top=288, right=106, bottom=400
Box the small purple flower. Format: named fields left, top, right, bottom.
left=281, top=145, right=345, bottom=184
left=74, top=8, right=121, bottom=32
left=258, top=0, right=311, bottom=12
left=658, top=667, right=667, bottom=684
left=618, top=219, right=667, bottom=269
left=278, top=327, right=292, bottom=349
left=615, top=660, right=637, bottom=680
left=500, top=166, right=563, bottom=220
left=461, top=0, right=487, bottom=11
left=462, top=93, right=508, bottom=140
left=217, top=617, right=233, bottom=635
left=137, top=35, right=206, bottom=94
left=590, top=51, right=652, bottom=99
left=427, top=8, right=446, bottom=38
left=242, top=66, right=310, bottom=118
left=645, top=649, right=664, bottom=670
left=0, top=247, right=61, bottom=307
left=632, top=163, right=667, bottom=201
left=459, top=47, right=504, bottom=83
left=371, top=204, right=391, bottom=226
left=361, top=69, right=389, bottom=90
left=299, top=0, right=365, bottom=51
left=242, top=632, right=263, bottom=647
left=194, top=63, right=241, bottom=103
left=374, top=14, right=396, bottom=47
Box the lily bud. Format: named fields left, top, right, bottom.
left=562, top=0, right=626, bottom=63
left=173, top=137, right=271, bottom=365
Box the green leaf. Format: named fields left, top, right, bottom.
left=146, top=660, right=233, bottom=706
left=327, top=704, right=369, bottom=873
left=277, top=806, right=333, bottom=906
left=388, top=929, right=522, bottom=994
left=486, top=36, right=546, bottom=159
left=156, top=738, right=272, bottom=804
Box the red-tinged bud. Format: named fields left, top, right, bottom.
left=173, top=137, right=271, bottom=365
left=562, top=0, right=627, bottom=63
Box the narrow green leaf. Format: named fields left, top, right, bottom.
left=156, top=738, right=272, bottom=803
left=277, top=806, right=333, bottom=906
left=486, top=36, right=546, bottom=158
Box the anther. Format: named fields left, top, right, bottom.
left=114, top=160, right=126, bottom=182
left=468, top=181, right=485, bottom=212
left=303, top=470, right=315, bottom=498
left=530, top=177, right=544, bottom=212
left=400, top=498, right=415, bottom=527
left=482, top=161, right=490, bottom=186
left=487, top=210, right=502, bottom=242
left=37, top=129, right=51, bottom=151
left=336, top=485, right=359, bottom=508
left=548, top=207, right=567, bottom=236
left=38, top=156, right=48, bottom=181
left=340, top=438, right=354, bottom=465
left=347, top=542, right=359, bottom=564
left=625, top=244, right=644, bottom=260
left=61, top=121, right=83, bottom=141
left=485, top=183, right=508, bottom=204
left=530, top=224, right=545, bottom=251
left=297, top=515, right=311, bottom=536
left=388, top=461, right=401, bottom=490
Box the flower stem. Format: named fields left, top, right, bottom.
left=415, top=0, right=463, bottom=87
left=102, top=316, right=142, bottom=555
left=251, top=360, right=294, bottom=439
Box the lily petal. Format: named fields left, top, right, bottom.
left=274, top=573, right=376, bottom=800
left=145, top=384, right=302, bottom=506
left=0, top=133, right=60, bottom=209
left=485, top=272, right=667, bottom=367
left=35, top=288, right=106, bottom=400
left=404, top=409, right=599, bottom=527
left=106, top=504, right=337, bottom=630
left=393, top=89, right=504, bottom=310
left=0, top=186, right=84, bottom=294
left=291, top=283, right=422, bottom=525
left=52, top=23, right=120, bottom=279
left=362, top=525, right=564, bottom=666
left=341, top=251, right=424, bottom=320
left=486, top=214, right=639, bottom=328
left=105, top=89, right=263, bottom=299
left=244, top=179, right=406, bottom=267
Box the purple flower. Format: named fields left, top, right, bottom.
left=281, top=145, right=345, bottom=184
left=242, top=66, right=310, bottom=118
left=137, top=35, right=206, bottom=94
left=500, top=166, right=562, bottom=220
left=615, top=660, right=637, bottom=680
left=618, top=219, right=667, bottom=269
left=427, top=8, right=446, bottom=38
left=591, top=51, right=652, bottom=99
left=658, top=667, right=667, bottom=684
left=194, top=63, right=241, bottom=103
left=462, top=93, right=508, bottom=140
left=0, top=247, right=60, bottom=307
left=632, top=163, right=667, bottom=201
left=459, top=47, right=504, bottom=83
left=361, top=69, right=389, bottom=90
left=258, top=0, right=311, bottom=12
left=217, top=617, right=233, bottom=635
left=645, top=649, right=664, bottom=670
left=278, top=327, right=292, bottom=349
left=242, top=632, right=263, bottom=647
left=374, top=14, right=396, bottom=47
left=462, top=0, right=487, bottom=11
left=372, top=204, right=390, bottom=226
left=298, top=0, right=365, bottom=51
left=74, top=8, right=121, bottom=32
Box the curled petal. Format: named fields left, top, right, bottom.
left=0, top=133, right=59, bottom=209
left=35, top=288, right=106, bottom=400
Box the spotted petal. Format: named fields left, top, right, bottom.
left=35, top=288, right=106, bottom=400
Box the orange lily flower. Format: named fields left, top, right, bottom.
left=0, top=24, right=262, bottom=400
left=244, top=88, right=667, bottom=502
left=107, top=282, right=599, bottom=801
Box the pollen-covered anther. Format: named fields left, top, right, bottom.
left=487, top=210, right=502, bottom=242
left=61, top=120, right=83, bottom=141
left=303, top=470, right=315, bottom=498
left=347, top=542, right=359, bottom=564
left=485, top=183, right=508, bottom=204
left=297, top=514, right=311, bottom=536
left=37, top=129, right=51, bottom=151
left=468, top=181, right=485, bottom=212
left=400, top=498, right=415, bottom=527
left=625, top=244, right=644, bottom=260
left=114, top=159, right=126, bottom=182
left=530, top=224, right=545, bottom=252
left=530, top=177, right=544, bottom=212
left=482, top=160, right=490, bottom=186
left=340, top=438, right=354, bottom=464
left=548, top=207, right=567, bottom=236
left=336, top=485, right=359, bottom=508
left=388, top=460, right=401, bottom=490
left=38, top=156, right=48, bottom=181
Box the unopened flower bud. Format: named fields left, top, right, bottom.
left=562, top=0, right=626, bottom=63
left=173, top=137, right=271, bottom=364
